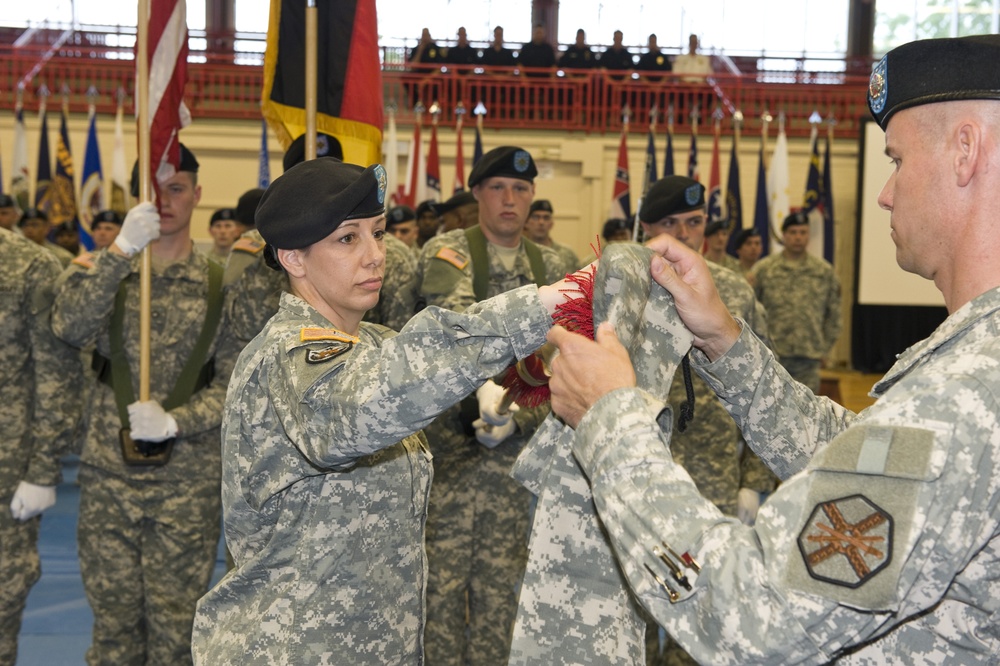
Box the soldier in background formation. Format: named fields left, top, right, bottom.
left=90, top=210, right=123, bottom=251
left=522, top=199, right=581, bottom=274
left=0, top=223, right=80, bottom=666
left=701, top=219, right=740, bottom=274
left=385, top=204, right=419, bottom=249
left=731, top=227, right=762, bottom=283
left=418, top=146, right=566, bottom=665
left=18, top=208, right=75, bottom=267
left=0, top=194, right=18, bottom=231
left=51, top=145, right=240, bottom=665
left=206, top=207, right=240, bottom=264
left=751, top=211, right=841, bottom=393
left=434, top=190, right=479, bottom=234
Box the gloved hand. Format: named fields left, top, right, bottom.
left=128, top=400, right=178, bottom=442
left=10, top=481, right=57, bottom=521
left=113, top=202, right=161, bottom=257
left=473, top=416, right=517, bottom=449
left=737, top=488, right=761, bottom=525
left=476, top=380, right=520, bottom=426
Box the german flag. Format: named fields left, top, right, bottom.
left=262, top=0, right=382, bottom=167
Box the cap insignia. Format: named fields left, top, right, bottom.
left=869, top=57, right=888, bottom=114
left=316, top=134, right=330, bottom=157
left=684, top=184, right=701, bottom=206
left=514, top=150, right=531, bottom=173
left=374, top=164, right=387, bottom=204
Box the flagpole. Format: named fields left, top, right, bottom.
left=136, top=0, right=152, bottom=401
left=305, top=0, right=317, bottom=160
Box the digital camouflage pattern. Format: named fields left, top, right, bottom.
left=192, top=285, right=551, bottom=665
left=705, top=251, right=741, bottom=275
left=572, top=284, right=1000, bottom=664
left=751, top=251, right=841, bottom=391
left=549, top=239, right=581, bottom=275
left=510, top=243, right=694, bottom=665
left=417, top=227, right=566, bottom=665
left=0, top=228, right=80, bottom=665
left=51, top=247, right=239, bottom=665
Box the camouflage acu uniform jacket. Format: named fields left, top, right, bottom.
left=0, top=229, right=79, bottom=495
left=573, top=284, right=1000, bottom=664
left=752, top=251, right=841, bottom=359
left=51, top=248, right=238, bottom=482
left=192, top=286, right=551, bottom=665
left=548, top=239, right=581, bottom=275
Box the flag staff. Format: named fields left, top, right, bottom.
left=136, top=0, right=153, bottom=400
left=305, top=0, right=317, bottom=160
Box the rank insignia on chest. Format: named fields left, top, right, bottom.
left=797, top=494, right=893, bottom=589
left=305, top=340, right=354, bottom=364
left=435, top=246, right=469, bottom=270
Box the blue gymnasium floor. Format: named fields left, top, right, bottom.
left=16, top=458, right=229, bottom=665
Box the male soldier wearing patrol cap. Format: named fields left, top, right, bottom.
left=0, top=211, right=80, bottom=665
left=51, top=143, right=240, bottom=665
left=523, top=198, right=581, bottom=274
left=537, top=34, right=1000, bottom=664
left=417, top=145, right=566, bottom=665
left=750, top=210, right=841, bottom=394
left=636, top=175, right=776, bottom=666
left=190, top=156, right=581, bottom=664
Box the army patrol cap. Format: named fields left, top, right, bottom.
left=432, top=190, right=477, bottom=215
left=209, top=207, right=237, bottom=226
left=732, top=227, right=760, bottom=249
left=782, top=210, right=810, bottom=232
left=282, top=132, right=344, bottom=171
left=468, top=146, right=538, bottom=187
left=256, top=157, right=387, bottom=250
left=529, top=199, right=554, bottom=215
left=868, top=35, right=1000, bottom=130
left=92, top=210, right=123, bottom=228
left=386, top=205, right=416, bottom=230
left=639, top=175, right=705, bottom=223
left=129, top=143, right=199, bottom=197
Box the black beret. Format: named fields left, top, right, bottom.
left=92, top=210, right=123, bottom=227
left=256, top=157, right=387, bottom=250
left=529, top=199, right=553, bottom=215
left=433, top=190, right=477, bottom=215
left=283, top=132, right=344, bottom=172
left=236, top=188, right=265, bottom=228
left=468, top=146, right=537, bottom=187
left=639, top=175, right=705, bottom=223
left=782, top=210, right=809, bottom=232
left=386, top=205, right=416, bottom=229
left=18, top=207, right=47, bottom=225
left=210, top=208, right=237, bottom=225
left=602, top=217, right=631, bottom=239
left=130, top=143, right=199, bottom=197
left=704, top=219, right=728, bottom=236
left=868, top=35, right=1000, bottom=130
left=732, top=227, right=760, bottom=249
left=0, top=193, right=14, bottom=208
left=415, top=199, right=437, bottom=218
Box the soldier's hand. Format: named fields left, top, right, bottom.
left=737, top=488, right=761, bottom=525
left=646, top=234, right=741, bottom=361
left=113, top=202, right=161, bottom=257
left=10, top=481, right=57, bottom=521
left=473, top=416, right=516, bottom=449
left=128, top=400, right=178, bottom=442
left=476, top=379, right=519, bottom=426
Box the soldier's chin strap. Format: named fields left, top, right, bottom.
left=677, top=352, right=696, bottom=433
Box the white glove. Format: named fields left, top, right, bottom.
left=473, top=417, right=517, bottom=449
left=10, top=481, right=57, bottom=521
left=737, top=488, right=761, bottom=525
left=476, top=380, right=519, bottom=427
left=113, top=202, right=161, bottom=257
left=127, top=400, right=178, bottom=442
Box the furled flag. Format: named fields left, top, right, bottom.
left=766, top=121, right=790, bottom=251
left=609, top=128, right=631, bottom=220
left=724, top=135, right=743, bottom=257
left=109, top=95, right=131, bottom=216
left=262, top=0, right=382, bottom=166
left=11, top=103, right=30, bottom=211
left=706, top=126, right=723, bottom=223
left=35, top=103, right=52, bottom=209
left=473, top=109, right=484, bottom=167
left=802, top=122, right=825, bottom=258
left=258, top=118, right=271, bottom=188
left=753, top=143, right=770, bottom=257
left=79, top=105, right=105, bottom=249
left=820, top=132, right=835, bottom=263
left=385, top=107, right=400, bottom=205
left=402, top=109, right=422, bottom=207
left=453, top=113, right=466, bottom=194
left=687, top=132, right=699, bottom=181
left=425, top=119, right=441, bottom=202
left=663, top=116, right=675, bottom=177
left=47, top=106, right=79, bottom=228
left=641, top=124, right=657, bottom=196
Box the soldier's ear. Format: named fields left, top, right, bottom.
left=277, top=248, right=306, bottom=278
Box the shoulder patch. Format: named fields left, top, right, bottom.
left=797, top=494, right=893, bottom=589
left=434, top=246, right=469, bottom=271
left=71, top=252, right=95, bottom=269
left=300, top=327, right=360, bottom=344
left=305, top=340, right=354, bottom=364
left=232, top=237, right=266, bottom=255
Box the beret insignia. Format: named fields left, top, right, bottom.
left=514, top=150, right=531, bottom=173
left=797, top=494, right=893, bottom=589
left=869, top=57, right=888, bottom=115
left=375, top=164, right=387, bottom=204
left=684, top=184, right=701, bottom=207
left=316, top=134, right=330, bottom=157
